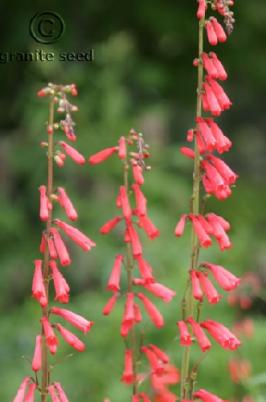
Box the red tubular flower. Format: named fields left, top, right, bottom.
left=48, top=385, right=60, bottom=402
left=137, top=293, right=164, bottom=328
left=119, top=185, right=132, bottom=220
left=190, top=270, right=203, bottom=301
left=193, top=388, right=225, bottom=402
left=189, top=215, right=212, bottom=248
left=180, top=147, right=195, bottom=160
left=39, top=185, right=50, bottom=221
left=102, top=293, right=119, bottom=316
left=132, top=183, right=147, bottom=216
left=50, top=228, right=71, bottom=266
left=13, top=377, right=30, bottom=402
left=202, top=262, right=240, bottom=291
left=187, top=317, right=211, bottom=352
left=207, top=154, right=238, bottom=185
left=88, top=146, right=118, bottom=165
left=127, top=223, right=143, bottom=258
left=197, top=0, right=207, bottom=19
left=144, top=282, right=176, bottom=303
left=210, top=17, right=227, bottom=43
left=39, top=233, right=47, bottom=253
left=57, top=187, right=78, bottom=221
left=206, top=119, right=232, bottom=153
left=24, top=382, right=37, bottom=402
left=141, top=346, right=164, bottom=375
left=209, top=52, right=228, bottom=80
left=138, top=214, right=160, bottom=239
left=32, top=260, right=48, bottom=307
left=107, top=254, right=123, bottom=292
left=100, top=216, right=122, bottom=234
left=54, top=219, right=96, bottom=251
left=205, top=20, right=218, bottom=46
left=121, top=349, right=135, bottom=384
left=49, top=260, right=70, bottom=303
left=174, top=214, right=187, bottom=237
left=54, top=382, right=69, bottom=402
left=41, top=317, right=58, bottom=354
left=47, top=235, right=58, bottom=259
left=59, top=141, right=85, bottom=165
left=196, top=117, right=216, bottom=151
left=50, top=307, right=94, bottom=333
left=32, top=335, right=42, bottom=372
left=55, top=323, right=85, bottom=352
left=205, top=213, right=231, bottom=250
left=149, top=344, right=169, bottom=364
left=202, top=82, right=222, bottom=116
left=132, top=161, right=144, bottom=185
left=197, top=271, right=221, bottom=304
left=121, top=292, right=135, bottom=331
left=201, top=53, right=219, bottom=79
left=200, top=320, right=241, bottom=350
left=137, top=256, right=154, bottom=284
left=118, top=136, right=127, bottom=159
left=177, top=321, right=192, bottom=346
left=206, top=77, right=232, bottom=110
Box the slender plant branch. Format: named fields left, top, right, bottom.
left=180, top=15, right=205, bottom=400
left=41, top=94, right=55, bottom=402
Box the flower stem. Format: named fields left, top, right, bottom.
left=123, top=154, right=138, bottom=396
left=41, top=95, right=55, bottom=402
left=180, top=16, right=205, bottom=400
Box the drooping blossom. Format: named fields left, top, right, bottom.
left=54, top=219, right=96, bottom=251
left=121, top=349, right=135, bottom=384
left=102, top=293, right=119, bottom=316
left=41, top=316, right=58, bottom=354
left=193, top=388, right=225, bottom=402
left=24, top=383, right=37, bottom=402
left=197, top=271, right=221, bottom=304
left=32, top=260, right=47, bottom=307
left=88, top=146, right=118, bottom=165
left=187, top=317, right=211, bottom=352
left=107, top=254, right=124, bottom=292
left=57, top=187, right=78, bottom=221
left=51, top=307, right=94, bottom=333
left=13, top=377, right=30, bottom=402
left=31, top=335, right=42, bottom=371
left=137, top=293, right=164, bottom=328
left=49, top=260, right=70, bottom=303
left=100, top=216, right=122, bottom=234
left=200, top=320, right=241, bottom=350
left=177, top=321, right=192, bottom=346
left=202, top=262, right=240, bottom=291
left=48, top=385, right=61, bottom=402
left=54, top=382, right=69, bottom=402
left=59, top=141, right=85, bottom=165
left=39, top=185, right=50, bottom=221
left=50, top=228, right=71, bottom=266
left=55, top=323, right=85, bottom=352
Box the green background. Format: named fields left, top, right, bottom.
left=0, top=1, right=265, bottom=401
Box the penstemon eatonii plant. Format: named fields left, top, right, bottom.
left=89, top=129, right=179, bottom=401
left=13, top=83, right=95, bottom=402
left=175, top=1, right=242, bottom=401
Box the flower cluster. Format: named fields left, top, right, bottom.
left=176, top=2, right=241, bottom=400
left=13, top=83, right=95, bottom=402
left=90, top=129, right=179, bottom=401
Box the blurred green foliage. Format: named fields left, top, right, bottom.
left=0, top=1, right=266, bottom=401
